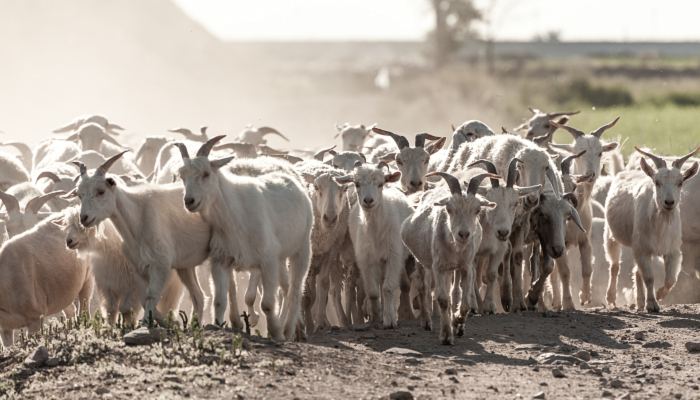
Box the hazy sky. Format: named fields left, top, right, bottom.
left=174, top=0, right=700, bottom=41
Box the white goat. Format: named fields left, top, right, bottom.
left=605, top=147, right=699, bottom=312
left=0, top=151, right=30, bottom=191
left=235, top=125, right=289, bottom=146
left=334, top=123, right=376, bottom=153
left=336, top=162, right=413, bottom=328
left=402, top=172, right=496, bottom=344
left=53, top=114, right=124, bottom=135
left=72, top=153, right=210, bottom=326
left=0, top=213, right=92, bottom=347
left=176, top=136, right=312, bottom=341
left=0, top=190, right=65, bottom=237
left=57, top=207, right=183, bottom=326
left=514, top=108, right=580, bottom=144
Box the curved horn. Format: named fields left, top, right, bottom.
left=314, top=144, right=337, bottom=161
left=672, top=146, right=700, bottom=169
left=35, top=171, right=61, bottom=183
left=528, top=107, right=538, bottom=115
left=0, top=191, right=20, bottom=214
left=371, top=127, right=410, bottom=149
left=467, top=159, right=500, bottom=188
left=591, top=116, right=620, bottom=138
left=96, top=150, right=129, bottom=176
left=257, top=145, right=288, bottom=156
left=546, top=110, right=580, bottom=118
left=568, top=203, right=586, bottom=233
left=258, top=127, right=289, bottom=141
left=545, top=167, right=562, bottom=198
left=53, top=120, right=79, bottom=133
left=560, top=150, right=586, bottom=176
left=551, top=121, right=585, bottom=139
left=635, top=146, right=667, bottom=169
left=72, top=161, right=88, bottom=177
left=466, top=173, right=501, bottom=195
left=199, top=126, right=209, bottom=140
left=501, top=126, right=509, bottom=134
left=174, top=142, right=190, bottom=160
left=451, top=124, right=457, bottom=132
left=168, top=128, right=198, bottom=141
left=414, top=133, right=441, bottom=148
left=26, top=191, right=65, bottom=214
left=426, top=172, right=462, bottom=195
left=506, top=158, right=522, bottom=188
left=376, top=161, right=391, bottom=173
left=0, top=142, right=33, bottom=170
left=196, top=135, right=226, bottom=158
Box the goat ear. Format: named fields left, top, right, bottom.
left=433, top=197, right=450, bottom=207
left=385, top=171, right=401, bottom=183
left=683, top=161, right=699, bottom=182
left=639, top=157, right=656, bottom=179
left=480, top=200, right=497, bottom=209
left=602, top=142, right=619, bottom=152
left=333, top=175, right=354, bottom=185
left=425, top=137, right=446, bottom=154
left=106, top=178, right=116, bottom=187
left=210, top=157, right=234, bottom=170
left=555, top=116, right=570, bottom=126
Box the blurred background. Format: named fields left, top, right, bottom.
left=2, top=0, right=699, bottom=153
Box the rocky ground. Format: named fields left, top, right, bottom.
left=1, top=305, right=699, bottom=400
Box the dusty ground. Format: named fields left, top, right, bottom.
left=1, top=305, right=699, bottom=400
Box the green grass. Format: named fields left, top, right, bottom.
left=551, top=105, right=700, bottom=157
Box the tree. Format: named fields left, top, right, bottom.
left=429, top=0, right=482, bottom=68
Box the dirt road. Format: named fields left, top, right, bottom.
left=1, top=305, right=699, bottom=399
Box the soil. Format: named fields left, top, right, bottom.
left=1, top=305, right=699, bottom=400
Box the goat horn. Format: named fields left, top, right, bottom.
left=26, top=191, right=65, bottom=214
left=560, top=150, right=586, bottom=176
left=672, top=146, right=700, bottom=169
left=200, top=126, right=209, bottom=139
left=0, top=191, right=20, bottom=214
left=467, top=159, right=499, bottom=188
left=257, top=145, right=288, bottom=156
left=591, top=116, right=620, bottom=138
left=371, top=127, right=410, bottom=150
left=466, top=173, right=502, bottom=195
left=258, top=127, right=289, bottom=141
left=547, top=110, right=580, bottom=118
left=551, top=120, right=585, bottom=139
left=97, top=150, right=129, bottom=176
left=451, top=124, right=456, bottom=132
left=174, top=142, right=190, bottom=160
left=53, top=120, right=79, bottom=133
left=0, top=142, right=33, bottom=169
left=545, top=167, right=562, bottom=198
left=426, top=172, right=462, bottom=195
left=635, top=146, right=667, bottom=169
left=414, top=133, right=441, bottom=148
left=35, top=171, right=61, bottom=183
left=528, top=107, right=538, bottom=114
left=314, top=144, right=337, bottom=161
left=506, top=158, right=522, bottom=188
left=196, top=135, right=226, bottom=158
left=501, top=126, right=509, bottom=134
left=72, top=161, right=88, bottom=176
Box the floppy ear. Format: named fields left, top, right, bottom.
left=385, top=171, right=401, bottom=183
left=602, top=142, right=619, bottom=152
left=639, top=157, right=656, bottom=179
left=683, top=161, right=699, bottom=182
left=515, top=184, right=542, bottom=197
left=210, top=157, right=235, bottom=169
left=333, top=175, right=354, bottom=185
left=433, top=196, right=450, bottom=207
left=425, top=137, right=446, bottom=154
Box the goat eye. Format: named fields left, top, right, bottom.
left=396, top=160, right=403, bottom=166
left=378, top=183, right=384, bottom=188
left=202, top=172, right=210, bottom=179
left=354, top=183, right=360, bottom=188
left=655, top=181, right=661, bottom=187
left=598, top=153, right=603, bottom=157
left=97, top=190, right=105, bottom=196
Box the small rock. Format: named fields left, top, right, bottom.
left=536, top=352, right=581, bottom=365
left=602, top=390, right=613, bottom=398
left=552, top=368, right=566, bottom=378
left=24, top=345, right=49, bottom=368
left=405, top=358, right=422, bottom=365
left=673, top=394, right=682, bottom=399
left=633, top=331, right=646, bottom=341
left=642, top=340, right=671, bottom=349
left=45, top=357, right=60, bottom=368
left=383, top=347, right=422, bottom=357
left=540, top=382, right=548, bottom=386
left=532, top=391, right=545, bottom=399
left=124, top=327, right=166, bottom=346
left=444, top=368, right=459, bottom=375
left=389, top=390, right=414, bottom=400
left=95, top=388, right=109, bottom=395
left=602, top=366, right=611, bottom=374
left=574, top=350, right=591, bottom=361
left=449, top=376, right=459, bottom=384
left=610, top=379, right=624, bottom=389
left=685, top=342, right=700, bottom=353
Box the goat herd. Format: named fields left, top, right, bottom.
left=0, top=110, right=698, bottom=348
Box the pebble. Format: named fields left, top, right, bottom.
left=444, top=368, right=459, bottom=376
left=685, top=342, right=700, bottom=353
left=24, top=345, right=49, bottom=368
left=552, top=368, right=566, bottom=378
left=602, top=390, right=613, bottom=398
left=123, top=327, right=166, bottom=346
left=641, top=340, right=671, bottom=349
left=383, top=347, right=422, bottom=357
left=389, top=390, right=414, bottom=400
left=574, top=350, right=591, bottom=362
left=633, top=331, right=646, bottom=341
left=532, top=391, right=545, bottom=399
left=610, top=379, right=624, bottom=389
